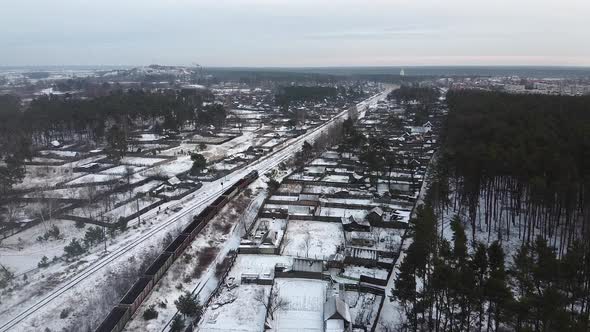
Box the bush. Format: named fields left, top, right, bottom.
left=83, top=226, right=105, bottom=247
left=59, top=308, right=71, bottom=319
left=38, top=256, right=50, bottom=268
left=64, top=239, right=86, bottom=258
left=267, top=179, right=280, bottom=193
left=75, top=220, right=85, bottom=229
left=170, top=316, right=185, bottom=332
left=143, top=305, right=158, bottom=320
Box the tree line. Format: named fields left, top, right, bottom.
left=435, top=90, right=590, bottom=255
left=393, top=203, right=590, bottom=331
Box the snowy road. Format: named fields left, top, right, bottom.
left=0, top=89, right=391, bottom=332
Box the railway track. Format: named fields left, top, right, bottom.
left=0, top=91, right=388, bottom=332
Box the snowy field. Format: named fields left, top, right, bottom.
left=282, top=220, right=344, bottom=260
left=66, top=173, right=118, bottom=185
left=272, top=279, right=327, bottom=332
left=199, top=284, right=271, bottom=332
left=120, top=156, right=166, bottom=166
left=346, top=291, right=383, bottom=329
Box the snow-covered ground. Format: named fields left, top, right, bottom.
left=271, top=279, right=328, bottom=332
left=282, top=220, right=344, bottom=260
left=0, top=89, right=392, bottom=332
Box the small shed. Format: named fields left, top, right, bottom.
left=341, top=215, right=371, bottom=232
left=367, top=207, right=384, bottom=224
left=292, top=258, right=323, bottom=273
left=324, top=297, right=352, bottom=331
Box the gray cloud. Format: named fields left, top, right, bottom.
left=0, top=0, right=589, bottom=66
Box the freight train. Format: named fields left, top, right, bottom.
left=95, top=170, right=258, bottom=332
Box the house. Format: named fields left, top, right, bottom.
left=348, top=172, right=363, bottom=184
left=341, top=215, right=371, bottom=232
left=324, top=297, right=352, bottom=332
left=366, top=207, right=384, bottom=224
left=50, top=140, right=61, bottom=148
left=167, top=176, right=181, bottom=187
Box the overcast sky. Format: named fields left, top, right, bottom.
left=2, top=0, right=589, bottom=67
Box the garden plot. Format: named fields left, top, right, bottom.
left=269, top=195, right=299, bottom=202
left=134, top=133, right=162, bottom=141
left=157, top=143, right=199, bottom=157
left=342, top=265, right=388, bottom=280
left=288, top=173, right=320, bottom=181
left=228, top=254, right=292, bottom=280
left=120, top=156, right=166, bottom=167
left=321, top=151, right=340, bottom=159
left=190, top=135, right=230, bottom=144
left=210, top=160, right=243, bottom=172
left=282, top=220, right=344, bottom=260
left=322, top=197, right=374, bottom=206
left=15, top=165, right=83, bottom=189
left=39, top=150, right=80, bottom=158
left=199, top=284, right=271, bottom=332
left=309, top=158, right=338, bottom=166
left=302, top=184, right=366, bottom=196
left=142, top=156, right=193, bottom=178
left=103, top=195, right=160, bottom=221
left=23, top=185, right=111, bottom=200
left=345, top=291, right=383, bottom=329
left=99, top=165, right=145, bottom=175
left=272, top=279, right=328, bottom=332
left=66, top=173, right=119, bottom=185
left=261, top=138, right=285, bottom=148
left=373, top=228, right=404, bottom=252
left=322, top=174, right=350, bottom=183
left=277, top=183, right=303, bottom=194
left=30, top=157, right=65, bottom=163
left=318, top=207, right=368, bottom=220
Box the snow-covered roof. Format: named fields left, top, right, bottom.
left=369, top=207, right=384, bottom=216
left=292, top=258, right=323, bottom=273
left=167, top=176, right=181, bottom=186
left=323, top=297, right=351, bottom=323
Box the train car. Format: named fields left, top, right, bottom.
left=164, top=234, right=190, bottom=259
left=182, top=216, right=205, bottom=241
left=210, top=194, right=229, bottom=212
left=223, top=183, right=240, bottom=199
left=95, top=170, right=262, bottom=332
left=240, top=170, right=259, bottom=188
left=119, top=276, right=154, bottom=317
left=199, top=205, right=217, bottom=222
left=144, top=252, right=174, bottom=283
left=95, top=305, right=130, bottom=332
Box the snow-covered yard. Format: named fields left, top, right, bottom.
left=282, top=220, right=344, bottom=260
left=271, top=279, right=328, bottom=332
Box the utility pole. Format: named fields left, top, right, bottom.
left=136, top=194, right=142, bottom=226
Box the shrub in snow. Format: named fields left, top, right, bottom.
left=143, top=305, right=158, bottom=320
left=64, top=238, right=86, bottom=258
left=170, top=316, right=185, bottom=332
left=59, top=308, right=71, bottom=319
left=38, top=256, right=50, bottom=268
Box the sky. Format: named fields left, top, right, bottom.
left=1, top=0, right=589, bottom=67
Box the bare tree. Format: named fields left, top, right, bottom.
left=80, top=186, right=99, bottom=220
left=124, top=165, right=134, bottom=185
left=280, top=235, right=292, bottom=255
left=302, top=231, right=312, bottom=258
left=254, top=286, right=289, bottom=320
